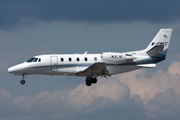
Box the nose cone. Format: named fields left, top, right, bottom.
left=8, top=65, right=19, bottom=74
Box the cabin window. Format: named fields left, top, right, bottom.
left=84, top=57, right=88, bottom=61
left=38, top=58, right=41, bottom=62
left=69, top=58, right=72, bottom=62
left=94, top=57, right=97, bottom=61
left=61, top=58, right=64, bottom=62
left=77, top=58, right=80, bottom=61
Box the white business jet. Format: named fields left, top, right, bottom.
left=8, top=28, right=172, bottom=86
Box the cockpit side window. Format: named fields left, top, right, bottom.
left=33, top=58, right=38, bottom=62
left=38, top=58, right=41, bottom=62
left=27, top=57, right=35, bottom=62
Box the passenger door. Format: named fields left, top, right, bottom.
left=50, top=56, right=58, bottom=71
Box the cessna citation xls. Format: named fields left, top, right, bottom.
left=8, top=28, right=172, bottom=86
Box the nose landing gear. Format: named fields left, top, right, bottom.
left=20, top=74, right=27, bottom=85
left=20, top=79, right=25, bottom=85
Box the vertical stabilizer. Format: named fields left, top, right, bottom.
left=145, top=28, right=172, bottom=56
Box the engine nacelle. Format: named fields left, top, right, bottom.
left=102, top=52, right=126, bottom=64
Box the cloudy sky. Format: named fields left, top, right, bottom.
left=1, top=1, right=180, bottom=120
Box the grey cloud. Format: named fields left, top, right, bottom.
left=0, top=82, right=146, bottom=120
left=2, top=21, right=180, bottom=119
left=2, top=60, right=180, bottom=120
left=147, top=89, right=180, bottom=120
left=1, top=0, right=180, bottom=29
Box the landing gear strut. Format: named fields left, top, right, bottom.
left=85, top=77, right=97, bottom=86
left=20, top=74, right=27, bottom=85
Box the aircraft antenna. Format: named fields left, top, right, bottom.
left=84, top=51, right=88, bottom=54
left=119, top=31, right=157, bottom=51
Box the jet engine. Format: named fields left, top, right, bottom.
left=102, top=52, right=136, bottom=64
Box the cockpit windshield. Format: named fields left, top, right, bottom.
left=27, top=57, right=41, bottom=62
left=33, top=58, right=38, bottom=62
left=27, top=57, right=35, bottom=62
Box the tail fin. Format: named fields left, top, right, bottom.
left=145, top=28, right=172, bottom=57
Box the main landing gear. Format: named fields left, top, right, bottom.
left=85, top=77, right=97, bottom=86
left=20, top=74, right=27, bottom=85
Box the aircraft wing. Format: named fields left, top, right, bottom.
left=75, top=62, right=110, bottom=77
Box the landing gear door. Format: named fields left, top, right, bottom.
left=50, top=56, right=58, bottom=72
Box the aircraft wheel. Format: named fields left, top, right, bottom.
left=91, top=78, right=97, bottom=84
left=85, top=77, right=92, bottom=86
left=20, top=79, right=25, bottom=85
left=86, top=81, right=92, bottom=86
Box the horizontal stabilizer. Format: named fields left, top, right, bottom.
left=137, top=64, right=156, bottom=68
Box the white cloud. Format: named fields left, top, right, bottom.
left=118, top=67, right=180, bottom=103
left=66, top=79, right=130, bottom=110
left=168, top=61, right=180, bottom=75
left=0, top=89, right=10, bottom=102
left=36, top=91, right=50, bottom=99
left=2, top=61, right=180, bottom=120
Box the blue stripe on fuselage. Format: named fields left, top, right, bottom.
left=133, top=49, right=168, bottom=64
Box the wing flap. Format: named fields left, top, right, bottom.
left=75, top=62, right=110, bottom=77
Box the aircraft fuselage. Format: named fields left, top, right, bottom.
left=8, top=28, right=173, bottom=86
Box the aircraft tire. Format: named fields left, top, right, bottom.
left=20, top=80, right=25, bottom=85
left=91, top=78, right=97, bottom=84
left=86, top=81, right=92, bottom=86
left=85, top=77, right=92, bottom=86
